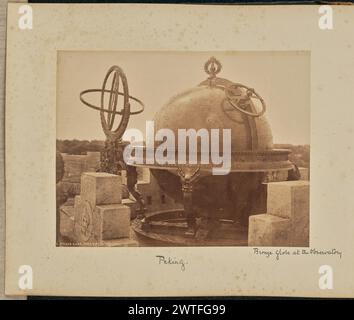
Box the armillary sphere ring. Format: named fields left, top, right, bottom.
left=80, top=89, right=145, bottom=116
left=225, top=83, right=266, bottom=117
left=80, top=65, right=144, bottom=140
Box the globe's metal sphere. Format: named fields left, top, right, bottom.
left=149, top=57, right=292, bottom=225
left=154, top=83, right=273, bottom=153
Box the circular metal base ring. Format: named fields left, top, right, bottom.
left=132, top=209, right=249, bottom=247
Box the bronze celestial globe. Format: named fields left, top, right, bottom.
left=145, top=57, right=293, bottom=239
left=87, top=58, right=294, bottom=244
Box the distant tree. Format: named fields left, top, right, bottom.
left=56, top=139, right=104, bottom=155
left=274, top=144, right=310, bottom=168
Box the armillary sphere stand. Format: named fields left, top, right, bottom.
left=80, top=65, right=146, bottom=215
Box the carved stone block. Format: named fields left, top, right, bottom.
left=248, top=214, right=290, bottom=246
left=80, top=172, right=122, bottom=208
left=266, top=180, right=309, bottom=246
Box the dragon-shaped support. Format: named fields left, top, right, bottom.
left=177, top=166, right=201, bottom=237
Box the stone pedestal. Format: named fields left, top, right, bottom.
left=248, top=214, right=290, bottom=246
left=73, top=172, right=137, bottom=246
left=97, top=204, right=130, bottom=240
left=80, top=172, right=122, bottom=208
left=248, top=180, right=309, bottom=247
left=267, top=181, right=309, bottom=219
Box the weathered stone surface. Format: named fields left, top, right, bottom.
left=74, top=202, right=131, bottom=245
left=97, top=204, right=131, bottom=240
left=62, top=152, right=101, bottom=183
left=103, top=228, right=138, bottom=246
left=61, top=154, right=87, bottom=183
left=248, top=214, right=290, bottom=246
left=267, top=180, right=309, bottom=219
left=290, top=185, right=310, bottom=246
left=80, top=172, right=122, bottom=208
left=266, top=180, right=309, bottom=246
left=73, top=199, right=96, bottom=244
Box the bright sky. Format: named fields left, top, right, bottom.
left=57, top=51, right=310, bottom=145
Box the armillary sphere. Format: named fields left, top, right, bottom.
left=80, top=65, right=145, bottom=141
left=225, top=83, right=266, bottom=117
left=204, top=57, right=266, bottom=118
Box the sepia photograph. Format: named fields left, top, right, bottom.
left=56, top=51, right=310, bottom=248
left=5, top=4, right=354, bottom=299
